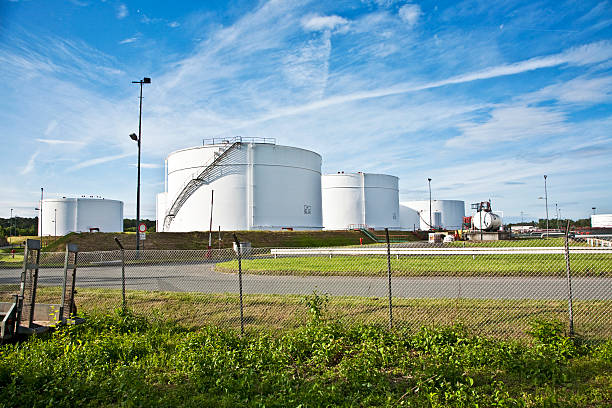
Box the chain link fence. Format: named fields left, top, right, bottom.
left=1, top=236, right=610, bottom=339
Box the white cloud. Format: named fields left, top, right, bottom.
left=44, top=120, right=58, bottom=136
left=21, top=151, right=40, bottom=175
left=168, top=21, right=180, bottom=28
left=116, top=4, right=128, bottom=19
left=119, top=37, right=138, bottom=45
left=398, top=3, right=422, bottom=27
left=301, top=14, right=349, bottom=32
left=35, top=138, right=84, bottom=145
left=68, top=152, right=133, bottom=171
left=446, top=105, right=567, bottom=148
left=523, top=76, right=612, bottom=105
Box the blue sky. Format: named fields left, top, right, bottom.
left=1, top=0, right=611, bottom=223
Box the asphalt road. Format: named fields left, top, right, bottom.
left=1, top=264, right=610, bottom=300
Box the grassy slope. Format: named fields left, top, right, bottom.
left=0, top=308, right=610, bottom=407
left=41, top=230, right=389, bottom=252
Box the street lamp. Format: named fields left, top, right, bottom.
left=131, top=77, right=151, bottom=252
left=543, top=175, right=549, bottom=238
left=39, top=187, right=44, bottom=238
left=427, top=178, right=432, bottom=230
left=592, top=207, right=596, bottom=215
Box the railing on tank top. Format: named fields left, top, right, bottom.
left=202, top=136, right=276, bottom=145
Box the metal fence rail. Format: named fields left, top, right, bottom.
left=1, top=239, right=610, bottom=339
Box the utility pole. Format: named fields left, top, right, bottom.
left=9, top=208, right=13, bottom=240
left=40, top=187, right=44, bottom=238
left=543, top=175, right=549, bottom=238
left=427, top=178, right=432, bottom=230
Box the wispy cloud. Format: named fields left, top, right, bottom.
left=446, top=105, right=568, bottom=148
left=398, top=4, right=422, bottom=27
left=301, top=14, right=349, bottom=32
left=21, top=151, right=40, bottom=175
left=35, top=138, right=84, bottom=145
left=119, top=36, right=138, bottom=45
left=68, top=152, right=133, bottom=171
left=116, top=4, right=128, bottom=20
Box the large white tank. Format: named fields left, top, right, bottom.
left=401, top=200, right=465, bottom=230
left=472, top=211, right=502, bottom=231
left=591, top=214, right=612, bottom=228
left=399, top=204, right=420, bottom=231
left=38, top=197, right=123, bottom=236
left=158, top=141, right=323, bottom=231
left=321, top=173, right=399, bottom=230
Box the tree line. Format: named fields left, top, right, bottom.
left=0, top=217, right=156, bottom=237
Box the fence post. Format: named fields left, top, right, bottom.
left=563, top=221, right=574, bottom=336
left=233, top=233, right=245, bottom=335
left=385, top=228, right=393, bottom=329
left=114, top=237, right=126, bottom=311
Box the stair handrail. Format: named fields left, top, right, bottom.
left=163, top=142, right=241, bottom=230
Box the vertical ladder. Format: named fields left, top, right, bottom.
left=59, top=243, right=78, bottom=322
left=17, top=239, right=41, bottom=327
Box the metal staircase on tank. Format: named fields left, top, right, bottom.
left=163, top=141, right=242, bottom=231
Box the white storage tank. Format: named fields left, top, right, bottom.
left=38, top=197, right=123, bottom=236
left=158, top=140, right=323, bottom=231
left=472, top=211, right=502, bottom=231
left=399, top=204, right=420, bottom=231
left=401, top=200, right=465, bottom=230
left=591, top=214, right=612, bottom=228
left=321, top=172, right=399, bottom=230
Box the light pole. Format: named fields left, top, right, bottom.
left=131, top=77, right=151, bottom=251
left=9, top=208, right=13, bottom=240
left=543, top=175, right=549, bottom=238
left=555, top=203, right=559, bottom=229
left=427, top=178, right=432, bottom=230
left=39, top=187, right=44, bottom=238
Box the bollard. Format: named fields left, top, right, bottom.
left=233, top=233, right=245, bottom=335
left=385, top=228, right=393, bottom=329
left=114, top=237, right=126, bottom=311
left=563, top=221, right=574, bottom=336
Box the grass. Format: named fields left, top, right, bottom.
left=215, top=253, right=612, bottom=277
left=0, top=304, right=610, bottom=407
left=3, top=286, right=610, bottom=340
left=0, top=253, right=23, bottom=263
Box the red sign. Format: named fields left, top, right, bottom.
left=138, top=223, right=147, bottom=233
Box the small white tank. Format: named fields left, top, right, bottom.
left=322, top=172, right=399, bottom=230
left=472, top=211, right=502, bottom=231
left=38, top=197, right=123, bottom=236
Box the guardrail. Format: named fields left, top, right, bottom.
left=585, top=237, right=612, bottom=247
left=270, top=247, right=612, bottom=256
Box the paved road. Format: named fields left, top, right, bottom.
left=1, top=264, right=610, bottom=300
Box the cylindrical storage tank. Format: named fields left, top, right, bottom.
left=472, top=211, right=502, bottom=231
left=38, top=198, right=123, bottom=236
left=161, top=142, right=323, bottom=231
left=591, top=214, right=612, bottom=228
left=399, top=204, right=420, bottom=231
left=401, top=200, right=465, bottom=230
left=321, top=173, right=399, bottom=230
